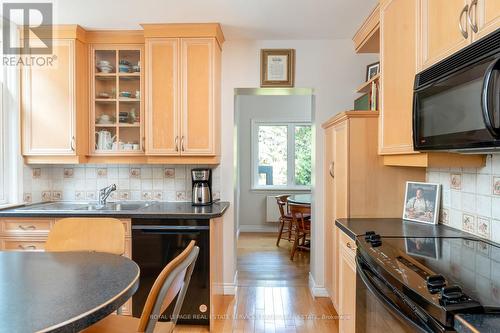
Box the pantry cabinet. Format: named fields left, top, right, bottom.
left=21, top=26, right=89, bottom=164
left=144, top=25, right=223, bottom=160
left=322, top=111, right=425, bottom=314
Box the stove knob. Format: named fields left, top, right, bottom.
left=440, top=285, right=464, bottom=302
left=426, top=274, right=446, bottom=294
left=364, top=231, right=376, bottom=242
left=369, top=234, right=382, bottom=247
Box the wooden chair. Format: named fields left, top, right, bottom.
left=45, top=217, right=125, bottom=255
left=275, top=195, right=292, bottom=247
left=82, top=240, right=200, bottom=333
left=289, top=204, right=311, bottom=261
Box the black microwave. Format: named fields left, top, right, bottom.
left=413, top=28, right=500, bottom=152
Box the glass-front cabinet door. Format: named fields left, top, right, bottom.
left=91, top=45, right=144, bottom=155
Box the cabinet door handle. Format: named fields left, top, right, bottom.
left=18, top=225, right=36, bottom=230
left=70, top=136, right=76, bottom=151
left=467, top=0, right=478, bottom=33
left=329, top=162, right=335, bottom=179
left=18, top=244, right=37, bottom=250
left=346, top=242, right=355, bottom=252
left=181, top=136, right=185, bottom=152
left=175, top=136, right=179, bottom=152
left=142, top=137, right=145, bottom=152
left=459, top=4, right=469, bottom=39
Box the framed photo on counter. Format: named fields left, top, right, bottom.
left=403, top=181, right=440, bottom=225
left=260, top=49, right=295, bottom=87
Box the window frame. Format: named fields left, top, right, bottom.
left=251, top=120, right=312, bottom=191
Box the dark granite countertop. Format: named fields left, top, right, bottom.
left=0, top=251, right=139, bottom=333
left=0, top=201, right=230, bottom=219
left=335, top=217, right=473, bottom=240
left=335, top=218, right=500, bottom=333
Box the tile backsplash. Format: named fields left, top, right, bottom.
left=427, top=154, right=500, bottom=242
left=22, top=164, right=221, bottom=204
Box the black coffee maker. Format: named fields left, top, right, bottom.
left=191, top=168, right=212, bottom=206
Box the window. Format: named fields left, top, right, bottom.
left=252, top=121, right=312, bottom=189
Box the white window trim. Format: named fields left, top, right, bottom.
left=251, top=120, right=312, bottom=191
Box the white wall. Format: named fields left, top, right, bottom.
left=236, top=95, right=312, bottom=232
left=220, top=39, right=378, bottom=293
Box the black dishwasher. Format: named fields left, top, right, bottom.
left=132, top=219, right=210, bottom=325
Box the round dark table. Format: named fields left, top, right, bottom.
left=0, top=251, right=139, bottom=333
left=287, top=194, right=312, bottom=206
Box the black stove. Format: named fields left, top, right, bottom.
left=356, top=232, right=500, bottom=332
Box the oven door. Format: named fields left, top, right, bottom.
left=413, top=56, right=500, bottom=151
left=355, top=255, right=445, bottom=333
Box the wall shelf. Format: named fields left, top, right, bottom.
left=356, top=73, right=380, bottom=94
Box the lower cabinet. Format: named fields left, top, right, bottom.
left=337, top=230, right=357, bottom=333
left=0, top=217, right=132, bottom=315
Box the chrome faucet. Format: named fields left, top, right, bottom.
left=99, top=184, right=116, bottom=205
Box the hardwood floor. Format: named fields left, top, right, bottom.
left=176, top=232, right=339, bottom=332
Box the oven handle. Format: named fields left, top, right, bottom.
left=132, top=225, right=210, bottom=231
left=481, top=57, right=500, bottom=138
left=356, top=256, right=432, bottom=333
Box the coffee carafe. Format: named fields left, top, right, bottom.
left=191, top=168, right=212, bottom=206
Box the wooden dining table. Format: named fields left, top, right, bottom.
left=287, top=193, right=312, bottom=206
left=0, top=251, right=139, bottom=333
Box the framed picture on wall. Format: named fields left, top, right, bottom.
left=402, top=181, right=441, bottom=225
left=260, top=49, right=295, bottom=87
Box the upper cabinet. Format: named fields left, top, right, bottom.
left=22, top=26, right=88, bottom=164
left=379, top=0, right=417, bottom=155
left=419, top=0, right=471, bottom=69
left=419, top=0, right=500, bottom=70
left=474, top=0, right=500, bottom=40
left=143, top=25, right=223, bottom=162
left=21, top=24, right=223, bottom=165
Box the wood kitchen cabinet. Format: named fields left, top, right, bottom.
left=374, top=0, right=487, bottom=167
left=143, top=24, right=223, bottom=163
left=21, top=26, right=89, bottom=164
left=322, top=111, right=425, bottom=312
left=419, top=0, right=500, bottom=70
left=338, top=230, right=357, bottom=333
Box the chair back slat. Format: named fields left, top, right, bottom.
left=138, top=240, right=199, bottom=333
left=45, top=218, right=125, bottom=255
left=289, top=204, right=310, bottom=230
left=275, top=195, right=290, bottom=218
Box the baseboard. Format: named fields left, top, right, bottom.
left=308, top=272, right=329, bottom=298
left=223, top=271, right=238, bottom=295
left=238, top=224, right=279, bottom=233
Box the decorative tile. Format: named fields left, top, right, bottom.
left=439, top=208, right=449, bottom=225
left=153, top=191, right=163, bottom=201
left=450, top=173, right=462, bottom=190
left=97, top=168, right=108, bottom=178
left=41, top=191, right=51, bottom=202
left=23, top=193, right=32, bottom=203
left=176, top=191, right=186, bottom=201
left=32, top=168, right=42, bottom=179
left=51, top=191, right=62, bottom=201
left=164, top=168, right=175, bottom=178
left=494, top=176, right=500, bottom=195
left=119, top=191, right=130, bottom=201
left=477, top=217, right=491, bottom=238
left=63, top=168, right=74, bottom=178
left=75, top=191, right=85, bottom=201
left=142, top=191, right=153, bottom=201
left=130, top=168, right=141, bottom=179
left=462, top=213, right=476, bottom=234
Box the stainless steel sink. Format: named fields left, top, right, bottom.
left=16, top=201, right=156, bottom=212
